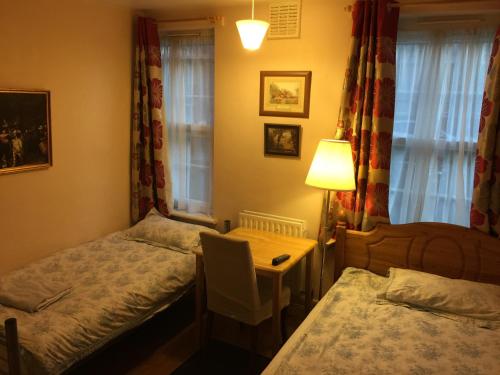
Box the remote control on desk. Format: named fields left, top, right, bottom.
left=272, top=254, right=290, bottom=266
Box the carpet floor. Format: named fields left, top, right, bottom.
left=171, top=339, right=270, bottom=375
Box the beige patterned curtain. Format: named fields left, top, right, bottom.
left=323, top=0, right=399, bottom=236
left=470, top=27, right=500, bottom=237
left=131, top=17, right=172, bottom=223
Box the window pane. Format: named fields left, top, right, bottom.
left=389, top=29, right=493, bottom=226
left=161, top=29, right=214, bottom=215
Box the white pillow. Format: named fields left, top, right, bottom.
left=382, top=268, right=500, bottom=321
left=123, top=208, right=218, bottom=253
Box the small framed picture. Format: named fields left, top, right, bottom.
left=264, top=123, right=301, bottom=157
left=260, top=71, right=312, bottom=118
left=0, top=89, right=52, bottom=175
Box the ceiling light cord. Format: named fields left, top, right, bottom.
left=252, top=0, right=255, bottom=20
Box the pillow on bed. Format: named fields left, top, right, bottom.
left=123, top=208, right=218, bottom=253
left=381, top=268, right=500, bottom=321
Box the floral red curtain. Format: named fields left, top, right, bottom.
left=131, top=17, right=172, bottom=222
left=329, top=0, right=399, bottom=232
left=470, top=27, right=500, bottom=237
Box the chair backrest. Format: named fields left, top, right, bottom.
left=200, top=232, right=261, bottom=317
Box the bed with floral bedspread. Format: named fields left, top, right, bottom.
left=263, top=267, right=500, bottom=375
left=0, top=210, right=216, bottom=374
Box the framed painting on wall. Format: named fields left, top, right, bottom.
left=0, top=89, right=52, bottom=175
left=264, top=123, right=301, bottom=157
left=259, top=71, right=312, bottom=118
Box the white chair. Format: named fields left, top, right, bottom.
left=199, top=232, right=290, bottom=350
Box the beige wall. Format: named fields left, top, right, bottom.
left=147, top=0, right=352, bottom=292
left=0, top=0, right=133, bottom=275
left=212, top=0, right=351, bottom=291
left=212, top=0, right=351, bottom=236
left=0, top=0, right=352, bottom=291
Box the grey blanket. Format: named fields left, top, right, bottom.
left=0, top=273, right=71, bottom=313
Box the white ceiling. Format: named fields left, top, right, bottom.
left=114, top=0, right=253, bottom=10
left=121, top=0, right=478, bottom=8
left=105, top=0, right=500, bottom=16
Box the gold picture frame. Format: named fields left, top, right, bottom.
left=0, top=89, right=52, bottom=176
left=259, top=71, right=312, bottom=118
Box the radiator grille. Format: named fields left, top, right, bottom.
left=238, top=210, right=307, bottom=238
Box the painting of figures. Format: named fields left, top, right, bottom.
left=0, top=90, right=51, bottom=175
left=264, top=123, right=301, bottom=157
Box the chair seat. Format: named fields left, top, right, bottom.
left=207, top=276, right=290, bottom=326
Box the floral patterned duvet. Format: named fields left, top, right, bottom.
left=0, top=232, right=196, bottom=374
left=263, top=268, right=500, bottom=375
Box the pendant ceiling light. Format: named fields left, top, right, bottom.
left=236, top=0, right=269, bottom=51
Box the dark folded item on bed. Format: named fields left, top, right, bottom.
left=0, top=274, right=71, bottom=313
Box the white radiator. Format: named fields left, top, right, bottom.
left=238, top=210, right=307, bottom=238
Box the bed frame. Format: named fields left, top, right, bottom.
left=334, top=221, right=500, bottom=285
left=0, top=214, right=217, bottom=375
left=0, top=319, right=18, bottom=375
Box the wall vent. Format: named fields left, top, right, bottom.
left=268, top=0, right=301, bottom=39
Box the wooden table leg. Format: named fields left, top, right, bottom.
left=305, top=251, right=313, bottom=313
left=272, top=273, right=283, bottom=353
left=195, top=254, right=204, bottom=350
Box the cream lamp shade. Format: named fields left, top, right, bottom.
left=236, top=20, right=269, bottom=51
left=305, top=139, right=356, bottom=191
left=236, top=0, right=269, bottom=51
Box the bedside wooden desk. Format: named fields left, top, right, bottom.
left=194, top=228, right=317, bottom=353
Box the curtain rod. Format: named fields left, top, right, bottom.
left=393, top=0, right=493, bottom=5
left=157, top=16, right=224, bottom=25
left=416, top=17, right=484, bottom=25
left=344, top=0, right=496, bottom=12
left=164, top=33, right=202, bottom=37
left=344, top=2, right=397, bottom=12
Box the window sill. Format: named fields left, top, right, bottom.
left=170, top=209, right=218, bottom=227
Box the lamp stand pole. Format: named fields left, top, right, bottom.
left=318, top=189, right=331, bottom=298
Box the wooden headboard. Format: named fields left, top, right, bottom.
left=334, top=222, right=500, bottom=285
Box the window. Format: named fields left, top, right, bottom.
left=161, top=30, right=214, bottom=215
left=389, top=28, right=494, bottom=226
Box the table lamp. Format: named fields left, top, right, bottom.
left=305, top=139, right=356, bottom=297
